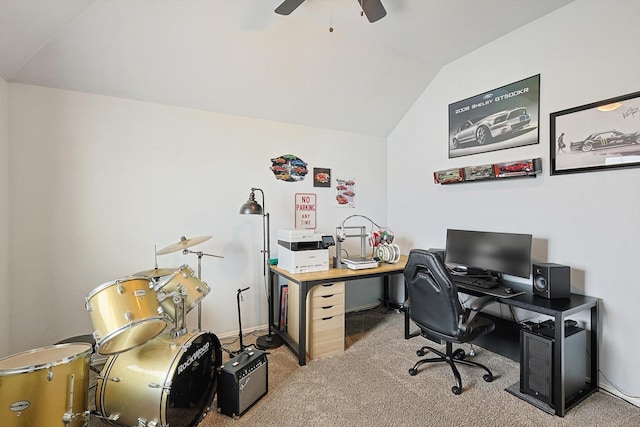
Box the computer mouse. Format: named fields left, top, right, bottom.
left=504, top=287, right=514, bottom=294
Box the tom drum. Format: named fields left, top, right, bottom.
left=0, top=343, right=92, bottom=427
left=95, top=331, right=221, bottom=427
left=86, top=276, right=167, bottom=355
left=155, top=265, right=211, bottom=322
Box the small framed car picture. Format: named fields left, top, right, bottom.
left=550, top=90, right=640, bottom=175
left=433, top=168, right=463, bottom=184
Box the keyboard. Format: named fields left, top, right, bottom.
left=452, top=275, right=499, bottom=290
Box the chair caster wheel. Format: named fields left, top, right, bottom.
left=416, top=349, right=425, bottom=356
left=483, top=373, right=494, bottom=382
left=452, top=386, right=462, bottom=395
left=409, top=368, right=418, bottom=376
left=452, top=349, right=465, bottom=360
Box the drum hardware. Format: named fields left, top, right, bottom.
left=62, top=373, right=90, bottom=425
left=155, top=235, right=213, bottom=256
left=136, top=244, right=180, bottom=281
left=156, top=256, right=223, bottom=331
left=147, top=382, right=171, bottom=391
left=137, top=417, right=158, bottom=427
left=89, top=410, right=120, bottom=421
left=135, top=267, right=178, bottom=278
left=171, top=286, right=189, bottom=338
left=155, top=281, right=191, bottom=338
left=156, top=234, right=220, bottom=330
left=181, top=248, right=223, bottom=331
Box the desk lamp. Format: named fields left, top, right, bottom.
left=239, top=187, right=283, bottom=350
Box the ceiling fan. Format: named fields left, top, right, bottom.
left=275, top=0, right=387, bottom=23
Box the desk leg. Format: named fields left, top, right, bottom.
left=297, top=283, right=308, bottom=366
left=591, top=304, right=599, bottom=391
left=382, top=275, right=403, bottom=310
left=553, top=313, right=566, bottom=416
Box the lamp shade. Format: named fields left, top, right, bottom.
left=239, top=191, right=263, bottom=215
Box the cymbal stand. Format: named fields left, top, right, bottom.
left=182, top=249, right=223, bottom=331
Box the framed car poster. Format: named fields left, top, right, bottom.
left=550, top=90, right=640, bottom=175
left=448, top=75, right=540, bottom=158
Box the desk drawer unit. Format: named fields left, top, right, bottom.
left=287, top=281, right=345, bottom=360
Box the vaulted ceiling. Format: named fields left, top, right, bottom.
left=0, top=0, right=573, bottom=137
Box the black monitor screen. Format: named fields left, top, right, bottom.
left=444, top=229, right=532, bottom=279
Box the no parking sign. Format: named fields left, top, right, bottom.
left=295, top=193, right=316, bottom=229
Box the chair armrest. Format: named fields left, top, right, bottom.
left=459, top=296, right=497, bottom=334
left=469, top=295, right=496, bottom=312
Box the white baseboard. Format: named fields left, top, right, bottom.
left=346, top=302, right=382, bottom=313
left=214, top=324, right=267, bottom=341
left=598, top=382, right=640, bottom=408
left=215, top=302, right=382, bottom=341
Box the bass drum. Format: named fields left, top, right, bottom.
left=0, top=343, right=92, bottom=427
left=96, top=331, right=221, bottom=427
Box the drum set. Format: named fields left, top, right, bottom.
left=0, top=236, right=223, bottom=427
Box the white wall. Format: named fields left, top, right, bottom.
left=6, top=84, right=387, bottom=354
left=0, top=76, right=9, bottom=356
left=388, top=0, right=640, bottom=405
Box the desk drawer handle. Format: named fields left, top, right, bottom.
left=321, top=305, right=334, bottom=310
left=322, top=284, right=334, bottom=287
left=322, top=316, right=334, bottom=321
left=321, top=294, right=334, bottom=299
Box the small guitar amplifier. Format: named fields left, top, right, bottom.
left=217, top=348, right=268, bottom=418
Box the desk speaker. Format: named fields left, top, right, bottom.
left=217, top=349, right=268, bottom=418
left=533, top=263, right=570, bottom=299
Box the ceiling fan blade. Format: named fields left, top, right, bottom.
left=275, top=0, right=306, bottom=15
left=358, top=0, right=387, bottom=23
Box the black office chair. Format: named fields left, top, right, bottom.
left=404, top=248, right=497, bottom=395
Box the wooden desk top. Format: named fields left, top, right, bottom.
left=271, top=255, right=407, bottom=285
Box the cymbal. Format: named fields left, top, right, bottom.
left=134, top=268, right=177, bottom=277
left=156, top=235, right=212, bottom=255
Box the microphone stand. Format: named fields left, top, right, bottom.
left=182, top=249, right=223, bottom=331
left=231, top=287, right=250, bottom=356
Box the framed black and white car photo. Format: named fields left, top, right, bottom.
left=550, top=91, right=640, bottom=175
left=448, top=75, right=540, bottom=158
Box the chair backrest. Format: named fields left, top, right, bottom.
left=404, top=248, right=465, bottom=341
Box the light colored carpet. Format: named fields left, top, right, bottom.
left=90, top=309, right=640, bottom=427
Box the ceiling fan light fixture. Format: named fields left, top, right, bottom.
left=276, top=0, right=387, bottom=23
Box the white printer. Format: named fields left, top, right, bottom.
left=277, top=229, right=334, bottom=274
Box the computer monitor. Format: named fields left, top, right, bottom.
left=444, top=229, right=532, bottom=279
